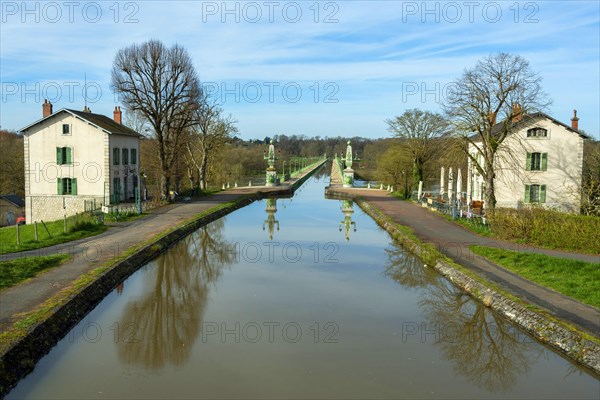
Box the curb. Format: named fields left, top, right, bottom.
left=354, top=197, right=600, bottom=377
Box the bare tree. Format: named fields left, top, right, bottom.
left=385, top=108, right=449, bottom=187
left=581, top=139, right=600, bottom=215
left=111, top=40, right=201, bottom=200
left=443, top=53, right=551, bottom=209
left=185, top=93, right=238, bottom=191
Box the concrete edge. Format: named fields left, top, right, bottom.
left=353, top=197, right=600, bottom=377
left=0, top=196, right=255, bottom=396
left=0, top=159, right=327, bottom=397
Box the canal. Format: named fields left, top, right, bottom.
left=7, top=168, right=599, bottom=399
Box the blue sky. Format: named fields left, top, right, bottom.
left=1, top=1, right=599, bottom=140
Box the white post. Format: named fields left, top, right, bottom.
left=418, top=181, right=423, bottom=200
left=440, top=166, right=445, bottom=199
left=448, top=167, right=454, bottom=203
left=456, top=168, right=462, bottom=202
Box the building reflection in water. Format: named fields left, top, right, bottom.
left=339, top=200, right=356, bottom=241
left=263, top=198, right=280, bottom=240
left=384, top=242, right=542, bottom=392
left=115, top=218, right=236, bottom=370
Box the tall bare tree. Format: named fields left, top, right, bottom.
left=443, top=53, right=550, bottom=209
left=185, top=93, right=238, bottom=191
left=111, top=40, right=201, bottom=200
left=385, top=108, right=449, bottom=187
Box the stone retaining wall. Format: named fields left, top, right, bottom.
left=0, top=159, right=327, bottom=397
left=354, top=198, right=600, bottom=377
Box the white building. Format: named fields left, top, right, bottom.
left=467, top=108, right=589, bottom=212
left=20, top=100, right=141, bottom=223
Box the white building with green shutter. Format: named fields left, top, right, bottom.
left=467, top=110, right=589, bottom=212
left=20, top=101, right=141, bottom=224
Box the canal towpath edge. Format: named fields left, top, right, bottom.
left=0, top=160, right=326, bottom=396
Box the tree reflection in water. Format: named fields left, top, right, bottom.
left=115, top=218, right=237, bottom=369
left=384, top=242, right=542, bottom=392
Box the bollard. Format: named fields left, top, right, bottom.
left=249, top=181, right=252, bottom=187
left=234, top=182, right=238, bottom=188
left=367, top=182, right=371, bottom=189
left=222, top=183, right=225, bottom=190
left=380, top=183, right=384, bottom=190
left=227, top=182, right=230, bottom=189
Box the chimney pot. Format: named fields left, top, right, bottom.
left=571, top=109, right=579, bottom=131
left=42, top=99, right=53, bottom=118
left=511, top=103, right=523, bottom=123
left=114, top=106, right=122, bottom=124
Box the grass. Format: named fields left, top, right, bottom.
left=471, top=245, right=600, bottom=309
left=0, top=214, right=107, bottom=255
left=0, top=196, right=250, bottom=353
left=441, top=213, right=493, bottom=237
left=104, top=210, right=145, bottom=223
left=0, top=254, right=70, bottom=290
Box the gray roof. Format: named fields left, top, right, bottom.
left=0, top=194, right=25, bottom=208
left=20, top=108, right=141, bottom=137
left=469, top=112, right=590, bottom=141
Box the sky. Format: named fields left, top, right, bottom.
left=1, top=0, right=599, bottom=140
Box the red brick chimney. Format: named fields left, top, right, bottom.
left=571, top=109, right=579, bottom=131
left=511, top=103, right=523, bottom=123
left=42, top=99, right=53, bottom=118
left=113, top=106, right=122, bottom=124
left=488, top=111, right=497, bottom=125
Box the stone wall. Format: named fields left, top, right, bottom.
left=354, top=197, right=600, bottom=376
left=27, top=195, right=105, bottom=223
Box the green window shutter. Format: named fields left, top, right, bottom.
left=57, top=178, right=63, bottom=195
left=56, top=147, right=62, bottom=164
left=72, top=178, right=77, bottom=195
left=66, top=147, right=72, bottom=164
left=525, top=153, right=532, bottom=171
left=541, top=153, right=548, bottom=171
left=540, top=185, right=546, bottom=203
left=524, top=185, right=530, bottom=203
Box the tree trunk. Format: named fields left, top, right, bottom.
left=412, top=159, right=423, bottom=188
left=199, top=152, right=208, bottom=190
left=483, top=171, right=496, bottom=211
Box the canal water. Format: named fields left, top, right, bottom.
left=8, top=168, right=599, bottom=399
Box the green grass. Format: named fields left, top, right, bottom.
left=104, top=210, right=145, bottom=223
left=442, top=214, right=493, bottom=237
left=0, top=214, right=107, bottom=255
left=471, top=245, right=600, bottom=309
left=0, top=254, right=70, bottom=290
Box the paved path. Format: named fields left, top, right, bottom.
left=0, top=166, right=322, bottom=334
left=328, top=186, right=600, bottom=337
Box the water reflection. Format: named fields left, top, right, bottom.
left=262, top=198, right=280, bottom=240
left=384, top=242, right=540, bottom=392
left=339, top=200, right=357, bottom=241
left=115, top=218, right=236, bottom=370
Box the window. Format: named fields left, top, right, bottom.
left=527, top=127, right=548, bottom=138
left=113, top=177, right=121, bottom=196
left=130, top=148, right=137, bottom=165
left=62, top=124, right=70, bottom=135
left=56, top=147, right=72, bottom=165
left=526, top=152, right=547, bottom=171
left=57, top=178, right=77, bottom=195
left=113, top=148, right=120, bottom=165
left=524, top=184, right=546, bottom=203
left=122, top=148, right=129, bottom=165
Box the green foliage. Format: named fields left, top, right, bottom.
left=0, top=214, right=106, bottom=255
left=487, top=207, right=600, bottom=254
left=471, top=245, right=600, bottom=308
left=0, top=254, right=70, bottom=289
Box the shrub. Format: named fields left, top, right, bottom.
left=487, top=206, right=600, bottom=253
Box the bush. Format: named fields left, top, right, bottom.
left=487, top=206, right=600, bottom=253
